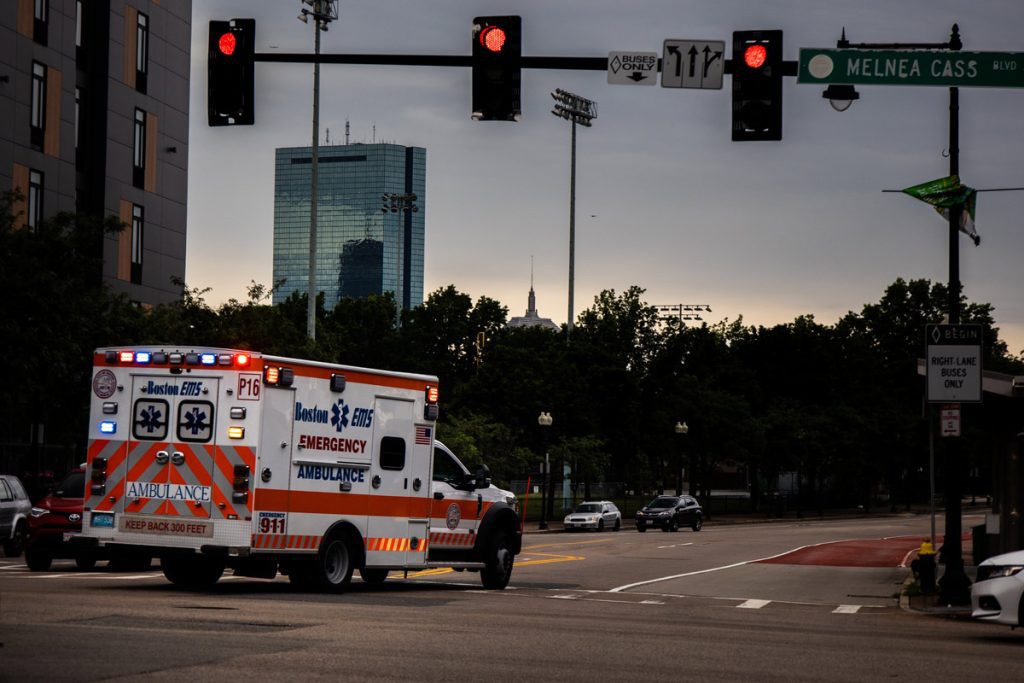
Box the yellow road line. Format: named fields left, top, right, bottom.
left=404, top=551, right=584, bottom=578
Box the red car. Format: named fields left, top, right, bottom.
left=25, top=467, right=97, bottom=570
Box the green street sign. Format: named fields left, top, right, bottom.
left=798, top=48, right=1024, bottom=88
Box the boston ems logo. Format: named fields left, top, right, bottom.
left=446, top=503, right=461, bottom=530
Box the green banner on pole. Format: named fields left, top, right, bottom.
left=798, top=49, right=1024, bottom=88
left=901, top=176, right=979, bottom=246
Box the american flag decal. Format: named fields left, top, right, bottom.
left=415, top=425, right=432, bottom=445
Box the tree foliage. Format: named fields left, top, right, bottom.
left=5, top=196, right=1023, bottom=512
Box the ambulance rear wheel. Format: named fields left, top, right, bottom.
left=316, top=535, right=354, bottom=592
left=162, top=554, right=225, bottom=589
left=480, top=531, right=514, bottom=590
left=360, top=568, right=389, bottom=585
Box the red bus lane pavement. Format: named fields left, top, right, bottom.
left=756, top=533, right=971, bottom=568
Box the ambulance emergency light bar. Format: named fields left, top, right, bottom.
left=103, top=350, right=252, bottom=368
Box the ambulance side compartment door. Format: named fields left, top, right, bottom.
left=252, top=385, right=295, bottom=548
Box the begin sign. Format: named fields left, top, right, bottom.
left=926, top=324, right=982, bottom=403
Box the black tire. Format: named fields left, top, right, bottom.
left=285, top=560, right=317, bottom=590
left=637, top=524, right=646, bottom=533
left=314, top=534, right=355, bottom=593
left=3, top=522, right=27, bottom=557
left=360, top=567, right=389, bottom=584
left=597, top=520, right=605, bottom=532
left=669, top=518, right=680, bottom=532
left=109, top=550, right=153, bottom=572
left=25, top=547, right=52, bottom=571
left=692, top=516, right=703, bottom=532
left=161, top=554, right=225, bottom=589
left=75, top=555, right=98, bottom=570
left=480, top=531, right=514, bottom=590
left=613, top=519, right=621, bottom=532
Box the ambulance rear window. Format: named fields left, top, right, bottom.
left=379, top=437, right=405, bottom=471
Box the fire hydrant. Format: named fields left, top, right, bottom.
left=915, top=538, right=937, bottom=593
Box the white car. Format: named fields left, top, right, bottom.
left=971, top=549, right=1024, bottom=626
left=563, top=501, right=621, bottom=532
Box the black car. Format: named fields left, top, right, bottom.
left=635, top=495, right=703, bottom=532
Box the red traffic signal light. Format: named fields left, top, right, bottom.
left=479, top=25, right=507, bottom=53
left=743, top=44, right=767, bottom=69
left=218, top=32, right=237, bottom=56
left=472, top=16, right=521, bottom=122
left=732, top=30, right=783, bottom=141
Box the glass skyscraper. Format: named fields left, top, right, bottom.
left=272, top=143, right=426, bottom=311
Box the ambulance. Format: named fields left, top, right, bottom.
left=76, top=346, right=521, bottom=591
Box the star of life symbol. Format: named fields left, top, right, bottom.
left=331, top=399, right=350, bottom=433
left=182, top=406, right=209, bottom=436
left=138, top=405, right=165, bottom=434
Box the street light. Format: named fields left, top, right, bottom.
left=822, top=84, right=860, bottom=112
left=675, top=421, right=688, bottom=496
left=298, top=0, right=339, bottom=340
left=550, top=89, right=597, bottom=341
left=538, top=411, right=553, bottom=530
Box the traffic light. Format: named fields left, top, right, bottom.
left=472, top=16, right=521, bottom=121
left=208, top=19, right=255, bottom=126
left=731, top=30, right=783, bottom=141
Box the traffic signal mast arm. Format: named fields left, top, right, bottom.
left=253, top=51, right=798, bottom=75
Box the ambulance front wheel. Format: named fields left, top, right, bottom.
left=359, top=567, right=389, bottom=585
left=316, top=534, right=355, bottom=592
left=480, top=531, right=514, bottom=590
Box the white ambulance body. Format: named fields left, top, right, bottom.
left=78, top=347, right=521, bottom=591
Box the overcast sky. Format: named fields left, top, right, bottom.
left=186, top=1, right=1024, bottom=355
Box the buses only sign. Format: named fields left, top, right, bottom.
left=926, top=324, right=982, bottom=403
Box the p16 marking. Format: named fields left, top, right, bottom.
left=238, top=373, right=262, bottom=401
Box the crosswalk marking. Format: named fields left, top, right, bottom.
left=833, top=604, right=862, bottom=614
left=737, top=599, right=772, bottom=609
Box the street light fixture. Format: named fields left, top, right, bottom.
left=822, top=84, right=860, bottom=112
left=538, top=411, right=553, bottom=530
left=298, top=0, right=339, bottom=341
left=550, top=89, right=597, bottom=341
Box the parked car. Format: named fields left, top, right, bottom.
left=0, top=474, right=32, bottom=557
left=563, top=501, right=622, bottom=531
left=635, top=495, right=703, bottom=532
left=971, top=549, right=1024, bottom=626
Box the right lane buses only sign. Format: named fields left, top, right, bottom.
left=926, top=324, right=982, bottom=403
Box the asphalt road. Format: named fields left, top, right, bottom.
left=3, top=514, right=1022, bottom=681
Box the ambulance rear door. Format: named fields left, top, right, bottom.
left=119, top=375, right=219, bottom=537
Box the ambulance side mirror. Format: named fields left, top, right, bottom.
left=473, top=465, right=491, bottom=490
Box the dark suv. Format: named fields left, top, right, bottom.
left=635, top=495, right=703, bottom=532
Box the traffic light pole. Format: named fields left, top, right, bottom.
left=833, top=26, right=971, bottom=604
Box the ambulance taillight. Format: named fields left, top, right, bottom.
left=91, top=457, right=108, bottom=495
left=232, top=465, right=250, bottom=503
left=263, top=366, right=294, bottom=387
left=424, top=385, right=439, bottom=421
left=235, top=353, right=251, bottom=368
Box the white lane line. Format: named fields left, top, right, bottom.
left=737, top=599, right=772, bottom=609
left=833, top=604, right=862, bottom=614
left=657, top=543, right=694, bottom=549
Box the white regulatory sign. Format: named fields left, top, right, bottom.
left=607, top=51, right=658, bottom=85
left=926, top=324, right=983, bottom=403
left=662, top=40, right=725, bottom=89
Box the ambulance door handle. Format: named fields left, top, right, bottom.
left=155, top=451, right=169, bottom=465
left=171, top=451, right=185, bottom=466
left=433, top=492, right=444, bottom=500
left=412, top=478, right=422, bottom=492
left=371, top=475, right=381, bottom=489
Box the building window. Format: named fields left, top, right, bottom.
left=33, top=0, right=48, bottom=45
left=133, top=108, right=146, bottom=188
left=30, top=61, right=46, bottom=150
left=28, top=170, right=44, bottom=229
left=135, top=12, right=149, bottom=93
left=131, top=204, right=144, bottom=284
